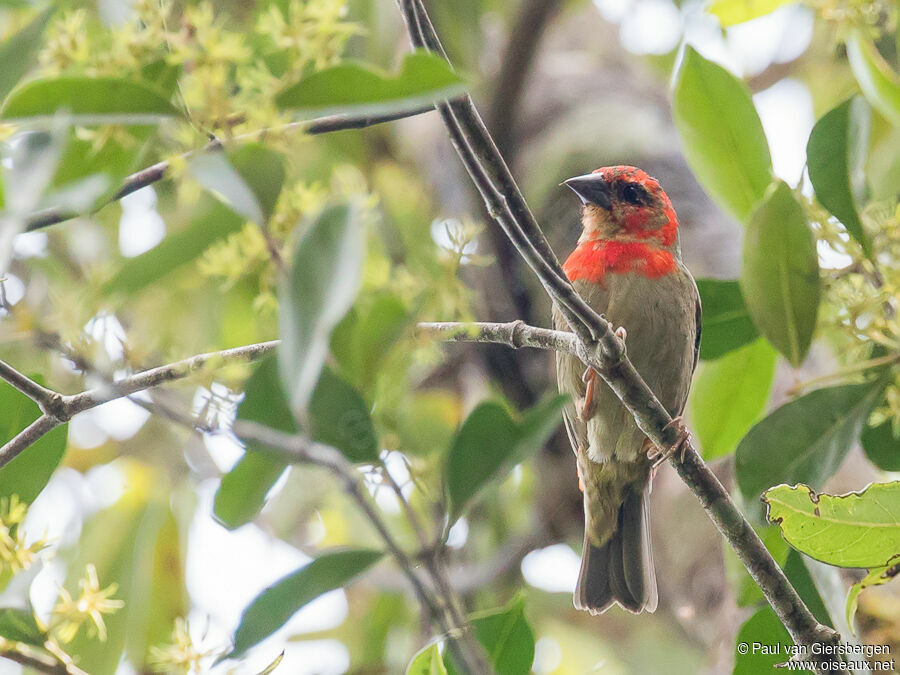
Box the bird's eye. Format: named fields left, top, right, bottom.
left=622, top=184, right=643, bottom=205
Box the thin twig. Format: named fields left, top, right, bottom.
left=0, top=360, right=58, bottom=406
left=24, top=106, right=434, bottom=232
left=398, top=2, right=841, bottom=668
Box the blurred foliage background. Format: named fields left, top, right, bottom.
left=0, top=0, right=898, bottom=673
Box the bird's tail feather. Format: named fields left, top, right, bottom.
left=575, top=488, right=657, bottom=614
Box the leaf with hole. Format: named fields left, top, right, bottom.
left=807, top=97, right=872, bottom=258
left=740, top=181, right=819, bottom=366
left=672, top=46, right=772, bottom=222
left=764, top=482, right=900, bottom=568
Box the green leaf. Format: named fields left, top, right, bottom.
left=446, top=597, right=535, bottom=675
left=0, top=7, right=54, bottom=103
left=740, top=181, right=819, bottom=366
left=861, top=420, right=900, bottom=472
left=764, top=482, right=900, bottom=568
left=445, top=397, right=563, bottom=522
left=276, top=51, right=465, bottom=115
left=278, top=201, right=365, bottom=419
left=104, top=197, right=243, bottom=295
left=671, top=46, right=772, bottom=222
left=696, top=279, right=759, bottom=360
left=807, top=97, right=873, bottom=258
left=736, top=380, right=886, bottom=503
left=0, top=608, right=45, bottom=646
left=214, top=357, right=295, bottom=530
left=847, top=33, right=900, bottom=127
left=734, top=607, right=812, bottom=674
left=783, top=550, right=832, bottom=627
left=690, top=339, right=776, bottom=459
left=0, top=379, right=67, bottom=504
left=1, top=77, right=180, bottom=124
left=227, top=548, right=384, bottom=660
left=846, top=564, right=898, bottom=632
left=707, top=0, right=796, bottom=25
left=229, top=144, right=286, bottom=225
left=407, top=644, right=448, bottom=675
left=308, top=366, right=378, bottom=463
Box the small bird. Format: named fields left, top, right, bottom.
left=553, top=166, right=700, bottom=615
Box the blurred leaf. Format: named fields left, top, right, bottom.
left=189, top=152, right=264, bottom=225
left=846, top=564, right=898, bottom=632
left=407, top=644, right=448, bottom=675
left=0, top=379, right=67, bottom=504
left=764, top=482, right=900, bottom=567
left=446, top=397, right=563, bottom=522
left=276, top=51, right=465, bottom=115
left=861, top=420, right=900, bottom=471
left=691, top=339, right=776, bottom=459
left=0, top=7, right=54, bottom=103
left=279, top=201, right=365, bottom=419
left=783, top=550, right=832, bottom=627
left=139, top=60, right=181, bottom=98
left=215, top=357, right=295, bottom=530
left=807, top=97, right=873, bottom=258
left=446, top=597, right=534, bottom=675
left=308, top=366, right=378, bottom=463
left=1, top=77, right=179, bottom=124
left=0, top=608, right=44, bottom=645
left=672, top=46, right=772, bottom=222
left=737, top=381, right=886, bottom=503
left=229, top=144, right=286, bottom=225
left=740, top=181, right=819, bottom=366
left=707, top=0, right=794, bottom=25
left=802, top=556, right=860, bottom=646
left=227, top=548, right=384, bottom=660
left=724, top=524, right=788, bottom=607
left=847, top=33, right=900, bottom=127
left=104, top=197, right=243, bottom=294
left=696, top=279, right=759, bottom=360
left=734, top=607, right=812, bottom=674
left=396, top=390, right=461, bottom=457
left=51, top=132, right=142, bottom=204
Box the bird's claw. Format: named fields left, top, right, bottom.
left=614, top=326, right=627, bottom=342
left=578, top=367, right=598, bottom=422
left=647, top=416, right=691, bottom=470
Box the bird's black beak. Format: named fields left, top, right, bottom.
left=564, top=173, right=612, bottom=210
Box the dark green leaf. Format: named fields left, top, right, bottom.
left=690, top=339, right=776, bottom=459
left=847, top=33, right=900, bottom=127
left=1, top=77, right=180, bottom=124
left=215, top=357, right=295, bottom=530
left=807, top=97, right=873, bottom=258
left=0, top=608, right=45, bottom=645
left=308, top=366, right=378, bottom=463
left=104, top=197, right=243, bottom=295
left=737, top=381, right=886, bottom=503
left=0, top=7, right=54, bottom=103
left=861, top=420, right=900, bottom=471
left=407, top=644, right=448, bottom=675
left=227, top=548, right=384, bottom=660
left=740, top=181, right=819, bottom=366
left=734, top=607, right=812, bottom=674
left=764, top=482, right=900, bottom=567
left=278, top=201, right=365, bottom=418
left=783, top=551, right=832, bottom=627
left=696, top=279, right=759, bottom=360
left=0, top=379, right=67, bottom=504
left=446, top=597, right=534, bottom=675
left=276, top=51, right=465, bottom=115
left=509, top=394, right=567, bottom=467
left=672, top=46, right=772, bottom=222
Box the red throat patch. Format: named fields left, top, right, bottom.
left=563, top=240, right=676, bottom=286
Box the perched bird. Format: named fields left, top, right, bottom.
left=553, top=166, right=700, bottom=615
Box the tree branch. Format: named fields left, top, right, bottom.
left=0, top=360, right=58, bottom=406
left=24, top=106, right=434, bottom=232
left=398, top=2, right=841, bottom=669
left=0, top=340, right=279, bottom=469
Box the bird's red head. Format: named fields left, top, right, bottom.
left=564, top=166, right=678, bottom=248
left=562, top=166, right=679, bottom=285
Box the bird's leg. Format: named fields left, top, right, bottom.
left=577, top=367, right=599, bottom=422
left=647, top=416, right=692, bottom=470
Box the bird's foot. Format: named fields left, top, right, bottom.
left=614, top=326, right=627, bottom=342
left=647, top=416, right=691, bottom=470
left=577, top=367, right=599, bottom=422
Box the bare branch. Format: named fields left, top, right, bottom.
left=0, top=360, right=58, bottom=407
left=0, top=414, right=62, bottom=468
left=398, top=1, right=841, bottom=668
left=418, top=319, right=577, bottom=354
left=24, top=106, right=434, bottom=232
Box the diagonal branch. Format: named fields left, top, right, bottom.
left=24, top=106, right=434, bottom=232
left=398, top=2, right=841, bottom=669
